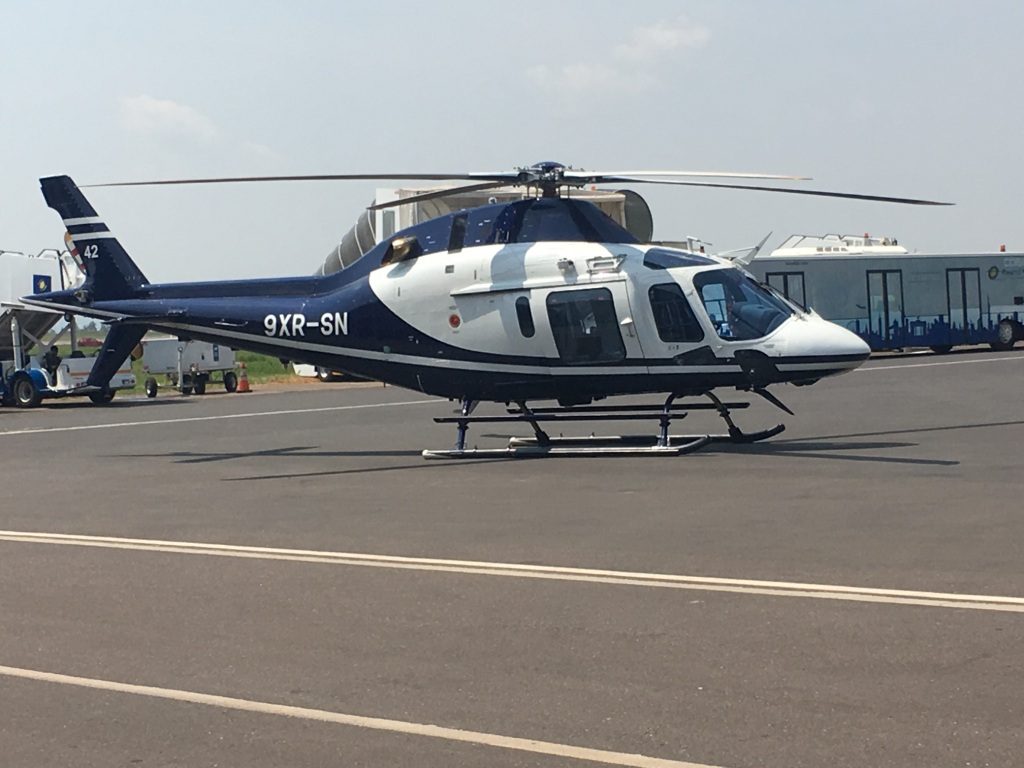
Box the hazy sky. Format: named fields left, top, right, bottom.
left=3, top=1, right=1022, bottom=282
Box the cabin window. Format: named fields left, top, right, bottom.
left=643, top=248, right=716, bottom=270
left=448, top=213, right=468, bottom=253
left=648, top=283, right=704, bottom=343
left=515, top=296, right=535, bottom=338
left=694, top=269, right=793, bottom=341
left=546, top=288, right=625, bottom=364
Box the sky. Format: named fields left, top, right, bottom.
left=2, top=0, right=1022, bottom=283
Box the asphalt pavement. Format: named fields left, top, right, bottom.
left=1, top=349, right=1023, bottom=767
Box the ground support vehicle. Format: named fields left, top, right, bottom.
left=2, top=350, right=135, bottom=407
left=140, top=336, right=237, bottom=396
left=748, top=234, right=1024, bottom=352
left=2, top=248, right=134, bottom=407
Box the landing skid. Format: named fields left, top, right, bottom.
left=422, top=392, right=787, bottom=459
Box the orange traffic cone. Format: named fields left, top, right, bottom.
left=237, top=361, right=251, bottom=393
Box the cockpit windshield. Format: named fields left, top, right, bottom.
left=693, top=268, right=794, bottom=341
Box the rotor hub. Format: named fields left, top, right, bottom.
left=518, top=161, right=580, bottom=197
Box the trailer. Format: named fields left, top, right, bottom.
left=1, top=248, right=135, bottom=406
left=140, top=336, right=237, bottom=396
left=747, top=234, right=1024, bottom=352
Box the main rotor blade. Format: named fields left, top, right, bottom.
left=367, top=181, right=513, bottom=210
left=596, top=176, right=953, bottom=205
left=83, top=173, right=516, bottom=188
left=565, top=170, right=811, bottom=181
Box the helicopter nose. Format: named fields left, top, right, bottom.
left=819, top=319, right=871, bottom=359
left=775, top=315, right=871, bottom=377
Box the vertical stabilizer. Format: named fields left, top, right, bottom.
left=39, top=176, right=148, bottom=301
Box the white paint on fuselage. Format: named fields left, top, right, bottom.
left=367, top=241, right=866, bottom=369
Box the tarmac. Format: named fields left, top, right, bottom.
left=1, top=349, right=1023, bottom=768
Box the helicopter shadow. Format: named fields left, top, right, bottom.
left=774, top=418, right=1024, bottom=444
left=711, top=439, right=959, bottom=467
left=106, top=445, right=514, bottom=480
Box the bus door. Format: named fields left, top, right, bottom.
left=866, top=270, right=905, bottom=346
left=765, top=272, right=806, bottom=309
left=946, top=268, right=982, bottom=344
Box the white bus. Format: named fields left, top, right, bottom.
left=747, top=234, right=1024, bottom=352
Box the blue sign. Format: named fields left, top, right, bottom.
left=33, top=274, right=52, bottom=294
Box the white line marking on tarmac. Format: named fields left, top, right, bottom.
left=0, top=665, right=720, bottom=768
left=2, top=531, right=1023, bottom=613
left=860, top=354, right=1024, bottom=372
left=3, top=354, right=1018, bottom=437
left=0, top=399, right=439, bottom=437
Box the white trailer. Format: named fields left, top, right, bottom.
left=140, top=336, right=237, bottom=396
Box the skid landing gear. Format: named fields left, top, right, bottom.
left=422, top=392, right=788, bottom=459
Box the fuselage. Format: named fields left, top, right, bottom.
left=29, top=195, right=870, bottom=403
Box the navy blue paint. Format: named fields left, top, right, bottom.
left=65, top=222, right=112, bottom=234
left=87, top=325, right=146, bottom=389
left=40, top=177, right=148, bottom=300
left=849, top=312, right=1022, bottom=351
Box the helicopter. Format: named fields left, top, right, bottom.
left=24, top=162, right=950, bottom=457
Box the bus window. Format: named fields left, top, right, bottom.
left=765, top=271, right=807, bottom=309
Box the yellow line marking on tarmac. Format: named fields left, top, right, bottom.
left=0, top=665, right=721, bottom=768
left=2, top=531, right=1023, bottom=613
left=0, top=399, right=438, bottom=437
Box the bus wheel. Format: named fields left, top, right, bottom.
left=991, top=320, right=1017, bottom=351
left=929, top=345, right=953, bottom=354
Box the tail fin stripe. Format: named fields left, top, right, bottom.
left=70, top=232, right=116, bottom=241
left=62, top=216, right=105, bottom=226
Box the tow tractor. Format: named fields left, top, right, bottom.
left=1, top=248, right=135, bottom=407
